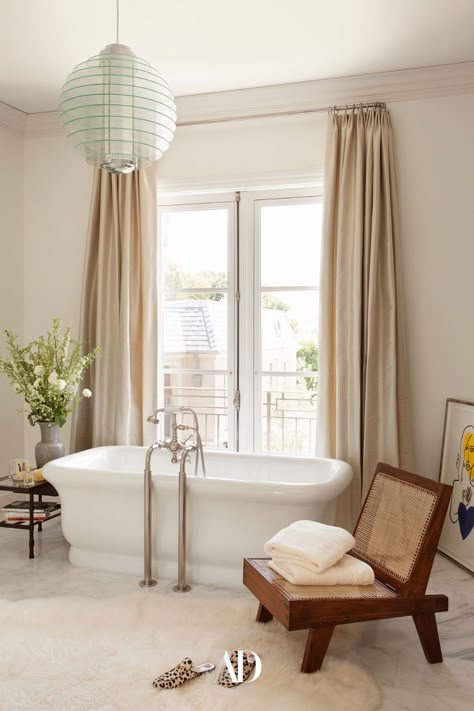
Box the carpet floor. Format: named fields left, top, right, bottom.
left=0, top=586, right=381, bottom=711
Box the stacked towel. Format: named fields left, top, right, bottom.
left=264, top=520, right=355, bottom=571
left=268, top=553, right=374, bottom=585
left=264, top=520, right=374, bottom=586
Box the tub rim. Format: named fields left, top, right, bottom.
left=43, top=444, right=353, bottom=501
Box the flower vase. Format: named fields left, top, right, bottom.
left=35, top=422, right=65, bottom=468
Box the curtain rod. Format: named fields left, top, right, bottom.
left=176, top=101, right=387, bottom=128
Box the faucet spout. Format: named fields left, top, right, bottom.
left=146, top=407, right=166, bottom=425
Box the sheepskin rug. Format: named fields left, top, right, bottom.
left=0, top=587, right=381, bottom=711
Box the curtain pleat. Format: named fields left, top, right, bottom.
left=317, top=108, right=413, bottom=528
left=70, top=164, right=158, bottom=451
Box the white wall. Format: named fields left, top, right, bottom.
left=158, top=113, right=327, bottom=180
left=22, top=135, right=92, bottom=457
left=391, top=93, right=474, bottom=478
left=0, top=124, right=24, bottom=468
left=9, top=88, right=474, bottom=479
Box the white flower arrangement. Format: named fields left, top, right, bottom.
left=0, top=318, right=100, bottom=427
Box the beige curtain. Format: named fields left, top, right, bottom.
left=317, top=106, right=413, bottom=528
left=70, top=164, right=158, bottom=451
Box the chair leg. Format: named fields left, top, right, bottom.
left=301, top=625, right=335, bottom=673
left=412, top=612, right=443, bottom=663
left=256, top=603, right=273, bottom=623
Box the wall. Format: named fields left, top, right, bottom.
left=391, top=93, right=474, bottom=478
left=22, top=135, right=92, bottom=457
left=0, top=123, right=24, bottom=470
left=11, top=83, right=474, bottom=480
left=158, top=112, right=327, bottom=181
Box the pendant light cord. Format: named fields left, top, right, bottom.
left=116, top=0, right=120, bottom=43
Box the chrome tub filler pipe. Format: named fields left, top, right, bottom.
left=139, top=407, right=206, bottom=592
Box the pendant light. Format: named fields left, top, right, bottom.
left=58, top=0, right=176, bottom=174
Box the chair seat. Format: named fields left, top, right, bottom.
left=244, top=557, right=448, bottom=631
left=248, top=557, right=396, bottom=600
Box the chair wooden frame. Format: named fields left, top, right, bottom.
left=243, top=462, right=452, bottom=672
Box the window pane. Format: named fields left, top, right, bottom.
left=164, top=373, right=229, bottom=449
left=261, top=291, right=318, bottom=372
left=162, top=209, right=228, bottom=289
left=163, top=294, right=227, bottom=370
left=261, top=203, right=322, bottom=287
left=261, top=375, right=317, bottom=456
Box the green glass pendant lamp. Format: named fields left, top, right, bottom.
left=58, top=0, right=176, bottom=174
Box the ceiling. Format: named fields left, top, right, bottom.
left=1, top=0, right=474, bottom=114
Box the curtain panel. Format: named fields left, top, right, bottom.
left=70, top=164, right=158, bottom=451
left=317, top=106, right=413, bottom=527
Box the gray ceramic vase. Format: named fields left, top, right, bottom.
left=35, top=422, right=65, bottom=468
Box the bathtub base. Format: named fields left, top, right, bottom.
left=44, top=446, right=353, bottom=591
left=69, top=546, right=245, bottom=588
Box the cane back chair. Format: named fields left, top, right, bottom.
left=243, top=462, right=452, bottom=672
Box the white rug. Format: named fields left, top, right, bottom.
left=0, top=587, right=381, bottom=711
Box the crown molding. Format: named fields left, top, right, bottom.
left=0, top=102, right=26, bottom=134
left=6, top=61, right=474, bottom=137
left=175, top=61, right=474, bottom=125
left=24, top=111, right=61, bottom=136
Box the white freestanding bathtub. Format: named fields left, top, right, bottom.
left=44, top=446, right=352, bottom=588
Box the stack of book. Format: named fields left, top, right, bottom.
left=2, top=500, right=59, bottom=524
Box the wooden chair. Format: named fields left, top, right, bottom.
left=243, top=462, right=452, bottom=672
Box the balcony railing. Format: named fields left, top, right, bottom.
left=164, top=382, right=317, bottom=455
left=263, top=388, right=317, bottom=455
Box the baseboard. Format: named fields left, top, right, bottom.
left=0, top=491, right=17, bottom=508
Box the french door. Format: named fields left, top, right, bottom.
left=158, top=187, right=322, bottom=456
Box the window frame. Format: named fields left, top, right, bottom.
left=238, top=188, right=323, bottom=454
left=157, top=185, right=323, bottom=456
left=157, top=193, right=238, bottom=450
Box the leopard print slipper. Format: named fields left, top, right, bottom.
left=153, top=658, right=215, bottom=689
left=216, top=650, right=256, bottom=688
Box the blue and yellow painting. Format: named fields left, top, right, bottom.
left=449, top=426, right=474, bottom=541
left=439, top=401, right=474, bottom=573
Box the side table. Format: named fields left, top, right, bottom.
left=0, top=477, right=61, bottom=559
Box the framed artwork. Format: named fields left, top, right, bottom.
left=438, top=398, right=474, bottom=574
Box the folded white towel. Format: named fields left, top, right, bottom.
left=268, top=554, right=375, bottom=586
left=264, top=520, right=355, bottom=574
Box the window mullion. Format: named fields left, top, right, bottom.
left=236, top=191, right=255, bottom=454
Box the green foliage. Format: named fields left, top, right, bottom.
left=0, top=319, right=100, bottom=427
left=262, top=294, right=290, bottom=311
left=165, top=265, right=226, bottom=300
left=296, top=339, right=319, bottom=392
left=297, top=339, right=319, bottom=371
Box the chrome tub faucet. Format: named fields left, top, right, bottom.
left=139, top=406, right=206, bottom=592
